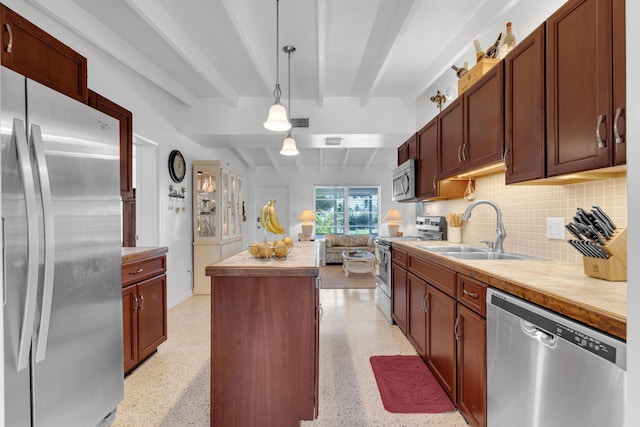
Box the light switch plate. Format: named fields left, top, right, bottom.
left=546, top=217, right=565, bottom=239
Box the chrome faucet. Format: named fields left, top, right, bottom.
left=462, top=200, right=507, bottom=254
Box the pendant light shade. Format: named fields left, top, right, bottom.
left=280, top=134, right=299, bottom=155
left=264, top=0, right=291, bottom=132
left=279, top=44, right=299, bottom=155
left=264, top=102, right=290, bottom=131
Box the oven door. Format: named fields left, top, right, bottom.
left=374, top=243, right=391, bottom=296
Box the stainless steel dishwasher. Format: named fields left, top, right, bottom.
left=486, top=288, right=626, bottom=427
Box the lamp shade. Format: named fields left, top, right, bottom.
left=263, top=103, right=291, bottom=131
left=297, top=209, right=315, bottom=223
left=383, top=209, right=404, bottom=223
left=280, top=136, right=299, bottom=156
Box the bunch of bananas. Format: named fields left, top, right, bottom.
left=260, top=199, right=286, bottom=234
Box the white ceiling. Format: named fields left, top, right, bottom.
left=25, top=0, right=545, bottom=170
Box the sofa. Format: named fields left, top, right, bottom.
left=320, top=234, right=375, bottom=265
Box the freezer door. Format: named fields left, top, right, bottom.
left=26, top=77, right=124, bottom=426
left=2, top=66, right=34, bottom=427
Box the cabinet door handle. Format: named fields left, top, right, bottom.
left=596, top=114, right=607, bottom=149
left=129, top=268, right=144, bottom=275
left=432, top=175, right=436, bottom=190
left=133, top=295, right=139, bottom=311
left=503, top=148, right=509, bottom=172
left=462, top=143, right=468, bottom=162
left=139, top=294, right=145, bottom=310
left=457, top=145, right=462, bottom=163
left=5, top=24, right=12, bottom=53
left=614, top=108, right=624, bottom=144
left=463, top=288, right=479, bottom=299
left=454, top=317, right=461, bottom=340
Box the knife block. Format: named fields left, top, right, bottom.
left=582, top=227, right=627, bottom=281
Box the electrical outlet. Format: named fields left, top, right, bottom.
left=546, top=217, right=565, bottom=239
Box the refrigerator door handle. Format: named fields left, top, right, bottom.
left=31, top=124, right=56, bottom=363
left=13, top=118, right=40, bottom=372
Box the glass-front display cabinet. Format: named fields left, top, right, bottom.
left=193, top=161, right=243, bottom=294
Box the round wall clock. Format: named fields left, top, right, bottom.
left=168, top=150, right=186, bottom=183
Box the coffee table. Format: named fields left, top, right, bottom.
left=341, top=251, right=375, bottom=278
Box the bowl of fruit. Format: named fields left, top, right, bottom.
left=248, top=237, right=294, bottom=260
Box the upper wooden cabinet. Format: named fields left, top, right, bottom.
left=463, top=62, right=505, bottom=172
left=546, top=0, right=623, bottom=176
left=397, top=133, right=417, bottom=166
left=612, top=0, right=625, bottom=166
left=1, top=5, right=88, bottom=103
left=505, top=24, right=546, bottom=184
left=438, top=64, right=504, bottom=180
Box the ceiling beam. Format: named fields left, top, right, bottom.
left=364, top=148, right=378, bottom=170
left=351, top=0, right=418, bottom=106
left=233, top=148, right=256, bottom=169
left=220, top=0, right=274, bottom=95
left=264, top=148, right=279, bottom=170
left=341, top=148, right=351, bottom=170
left=124, top=0, right=239, bottom=106
left=29, top=0, right=197, bottom=106
left=316, top=0, right=327, bottom=108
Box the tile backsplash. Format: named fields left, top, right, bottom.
left=420, top=173, right=627, bottom=264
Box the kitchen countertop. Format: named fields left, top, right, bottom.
left=122, top=246, right=169, bottom=263
left=393, top=240, right=627, bottom=340
left=206, top=241, right=320, bottom=277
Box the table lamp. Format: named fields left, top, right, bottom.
left=297, top=209, right=316, bottom=239
left=383, top=209, right=404, bottom=236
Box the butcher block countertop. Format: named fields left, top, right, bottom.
left=206, top=241, right=320, bottom=277
left=394, top=240, right=627, bottom=340
left=121, top=246, right=168, bottom=263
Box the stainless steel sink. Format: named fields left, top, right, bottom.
left=419, top=245, right=487, bottom=253
left=446, top=252, right=548, bottom=261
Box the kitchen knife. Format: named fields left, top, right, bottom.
left=568, top=240, right=589, bottom=256
left=592, top=205, right=616, bottom=231
left=591, top=209, right=613, bottom=235
left=566, top=223, right=584, bottom=240
left=579, top=240, right=608, bottom=258
left=574, top=222, right=597, bottom=241
left=593, top=219, right=611, bottom=239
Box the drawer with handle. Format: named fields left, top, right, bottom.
left=122, top=255, right=166, bottom=287
left=457, top=274, right=487, bottom=316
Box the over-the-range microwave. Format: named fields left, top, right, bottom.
left=392, top=159, right=417, bottom=202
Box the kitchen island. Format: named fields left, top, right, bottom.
left=205, top=241, right=320, bottom=426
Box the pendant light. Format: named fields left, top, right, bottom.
left=280, top=45, right=299, bottom=156
left=263, top=0, right=291, bottom=132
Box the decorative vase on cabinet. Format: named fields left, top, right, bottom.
left=193, top=161, right=243, bottom=294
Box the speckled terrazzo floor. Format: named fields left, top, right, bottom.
left=113, top=290, right=468, bottom=426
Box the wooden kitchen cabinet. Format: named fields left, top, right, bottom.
left=392, top=262, right=408, bottom=334
left=505, top=24, right=546, bottom=184
left=456, top=274, right=487, bottom=427
left=546, top=0, right=619, bottom=176
left=426, top=284, right=457, bottom=401
left=612, top=0, right=626, bottom=166
left=122, top=250, right=168, bottom=375
left=438, top=64, right=504, bottom=181
left=438, top=97, right=465, bottom=179
left=416, top=118, right=468, bottom=200
left=407, top=272, right=427, bottom=358
left=397, top=133, right=417, bottom=166
left=1, top=4, right=88, bottom=103
left=463, top=62, right=505, bottom=172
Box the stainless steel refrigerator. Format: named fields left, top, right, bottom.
left=1, top=66, right=124, bottom=426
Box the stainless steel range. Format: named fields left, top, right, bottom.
left=374, top=216, right=447, bottom=323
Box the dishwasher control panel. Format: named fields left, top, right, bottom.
left=490, top=293, right=619, bottom=364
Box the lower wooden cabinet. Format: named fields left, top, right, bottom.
left=427, top=284, right=457, bottom=401
left=456, top=303, right=486, bottom=427
left=122, top=251, right=168, bottom=375
left=391, top=262, right=408, bottom=334
left=407, top=272, right=427, bottom=357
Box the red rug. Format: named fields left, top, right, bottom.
left=370, top=355, right=455, bottom=414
